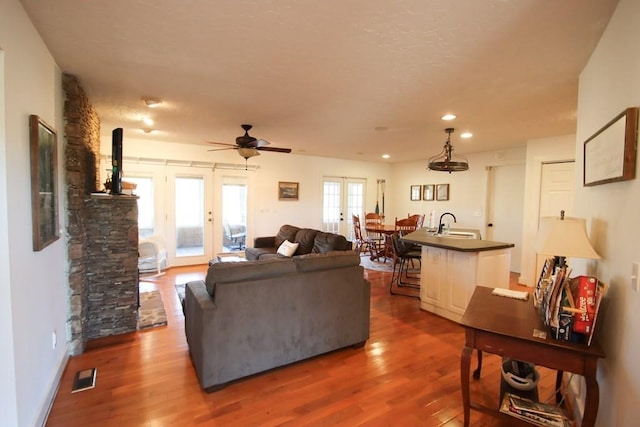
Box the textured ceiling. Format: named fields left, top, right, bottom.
left=20, top=0, right=618, bottom=163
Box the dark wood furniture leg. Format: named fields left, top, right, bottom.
left=473, top=349, right=483, bottom=379
left=555, top=370, right=563, bottom=403
left=461, top=345, right=473, bottom=427
left=582, top=358, right=600, bottom=427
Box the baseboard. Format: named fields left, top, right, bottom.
left=36, top=342, right=70, bottom=426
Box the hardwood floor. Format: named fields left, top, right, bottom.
left=46, top=265, right=556, bottom=426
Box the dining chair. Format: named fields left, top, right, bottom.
left=407, top=214, right=425, bottom=229
left=387, top=232, right=421, bottom=298
left=351, top=214, right=368, bottom=255
left=394, top=216, right=419, bottom=233
left=364, top=212, right=384, bottom=249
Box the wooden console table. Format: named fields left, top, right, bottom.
left=460, top=286, right=606, bottom=427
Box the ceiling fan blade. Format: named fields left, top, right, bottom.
left=207, top=147, right=237, bottom=152
left=207, top=141, right=236, bottom=147
left=257, top=146, right=292, bottom=153
left=255, top=139, right=271, bottom=147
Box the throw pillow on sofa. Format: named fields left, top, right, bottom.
left=277, top=240, right=299, bottom=257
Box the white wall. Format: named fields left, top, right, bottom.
left=576, top=0, right=640, bottom=424
left=0, top=0, right=69, bottom=425
left=390, top=146, right=526, bottom=242
left=100, top=136, right=393, bottom=238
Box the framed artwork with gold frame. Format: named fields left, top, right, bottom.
left=278, top=181, right=299, bottom=200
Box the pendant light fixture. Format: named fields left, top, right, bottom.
left=427, top=128, right=469, bottom=173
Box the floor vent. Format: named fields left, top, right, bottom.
left=71, top=368, right=97, bottom=393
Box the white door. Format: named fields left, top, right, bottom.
left=535, top=161, right=575, bottom=275
left=322, top=177, right=366, bottom=239
left=486, top=164, right=525, bottom=272
left=213, top=169, right=255, bottom=255
left=166, top=166, right=214, bottom=266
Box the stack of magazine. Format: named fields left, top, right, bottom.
left=534, top=258, right=607, bottom=345
left=500, top=392, right=571, bottom=426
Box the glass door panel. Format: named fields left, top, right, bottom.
left=167, top=167, right=213, bottom=266
left=175, top=176, right=205, bottom=257
left=221, top=177, right=247, bottom=252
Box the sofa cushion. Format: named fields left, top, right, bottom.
left=294, top=228, right=319, bottom=255
left=277, top=240, right=299, bottom=257
left=274, top=225, right=300, bottom=248
left=312, top=232, right=350, bottom=253
left=205, top=258, right=296, bottom=296
left=293, top=251, right=361, bottom=273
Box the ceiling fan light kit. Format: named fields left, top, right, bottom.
left=427, top=128, right=469, bottom=173
left=238, top=147, right=260, bottom=159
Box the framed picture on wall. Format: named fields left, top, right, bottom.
left=422, top=184, right=434, bottom=201
left=278, top=181, right=299, bottom=200
left=410, top=185, right=421, bottom=201
left=436, top=183, right=449, bottom=201
left=29, top=115, right=59, bottom=251
left=584, top=107, right=638, bottom=186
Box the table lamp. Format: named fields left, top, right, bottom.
left=536, top=210, right=600, bottom=270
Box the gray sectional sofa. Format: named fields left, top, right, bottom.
left=184, top=250, right=370, bottom=391
left=244, top=224, right=352, bottom=260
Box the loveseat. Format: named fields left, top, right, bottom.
left=244, top=224, right=351, bottom=261
left=184, top=250, right=370, bottom=391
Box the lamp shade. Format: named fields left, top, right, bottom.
left=536, top=216, right=600, bottom=259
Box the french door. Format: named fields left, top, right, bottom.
left=322, top=177, right=366, bottom=240
left=123, top=162, right=215, bottom=267
left=166, top=166, right=214, bottom=266
left=213, top=169, right=254, bottom=255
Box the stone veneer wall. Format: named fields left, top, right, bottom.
left=85, top=195, right=139, bottom=339
left=63, top=74, right=139, bottom=353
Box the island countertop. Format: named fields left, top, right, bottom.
left=401, top=229, right=515, bottom=252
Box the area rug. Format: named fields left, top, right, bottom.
left=137, top=290, right=168, bottom=330
left=359, top=255, right=394, bottom=272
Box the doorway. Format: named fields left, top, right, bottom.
left=322, top=177, right=366, bottom=239
left=486, top=164, right=525, bottom=272
left=535, top=161, right=575, bottom=275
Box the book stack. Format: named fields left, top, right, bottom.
left=500, top=392, right=571, bottom=426
left=534, top=258, right=607, bottom=345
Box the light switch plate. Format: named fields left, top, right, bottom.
left=632, top=262, right=639, bottom=292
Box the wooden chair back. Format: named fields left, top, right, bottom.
left=395, top=216, right=419, bottom=233
left=352, top=214, right=364, bottom=242
left=407, top=214, right=425, bottom=229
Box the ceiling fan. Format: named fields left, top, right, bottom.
left=207, top=124, right=292, bottom=161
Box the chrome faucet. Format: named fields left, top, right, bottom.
left=437, top=212, right=457, bottom=234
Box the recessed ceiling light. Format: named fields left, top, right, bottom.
left=142, top=128, right=155, bottom=134
left=142, top=117, right=154, bottom=126
left=460, top=132, right=473, bottom=139
left=142, top=97, right=162, bottom=108
left=441, top=114, right=456, bottom=121
left=382, top=154, right=390, bottom=159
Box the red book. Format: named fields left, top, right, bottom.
left=572, top=276, right=598, bottom=334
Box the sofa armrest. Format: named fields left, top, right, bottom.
left=253, top=236, right=276, bottom=248
left=184, top=280, right=217, bottom=387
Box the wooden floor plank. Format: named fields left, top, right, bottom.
left=45, top=264, right=556, bottom=426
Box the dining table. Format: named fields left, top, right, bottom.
left=364, top=224, right=396, bottom=261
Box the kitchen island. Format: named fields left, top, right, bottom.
left=401, top=229, right=515, bottom=323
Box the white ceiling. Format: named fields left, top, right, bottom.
left=20, top=0, right=618, bottom=163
